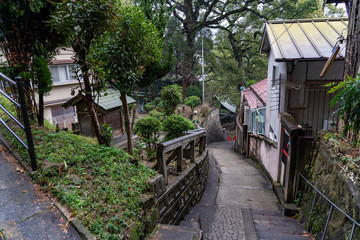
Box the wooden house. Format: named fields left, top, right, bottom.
left=63, top=88, right=136, bottom=137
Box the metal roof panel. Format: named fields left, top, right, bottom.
left=261, top=18, right=348, bottom=60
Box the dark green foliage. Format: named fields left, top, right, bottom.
left=327, top=75, right=360, bottom=136
left=184, top=96, right=201, bottom=111
left=149, top=110, right=162, bottom=119
left=153, top=97, right=162, bottom=106
left=162, top=114, right=195, bottom=141
left=95, top=5, right=161, bottom=93
left=134, top=0, right=174, bottom=88
left=100, top=124, right=113, bottom=147
left=32, top=56, right=52, bottom=94
left=160, top=84, right=182, bottom=116
left=133, top=116, right=162, bottom=160
left=145, top=103, right=155, bottom=112
left=185, top=83, right=202, bottom=98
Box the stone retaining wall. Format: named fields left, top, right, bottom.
left=149, top=150, right=209, bottom=225
left=300, top=142, right=360, bottom=239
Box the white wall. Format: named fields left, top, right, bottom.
left=265, top=50, right=286, bottom=142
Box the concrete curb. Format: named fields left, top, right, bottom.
left=0, top=134, right=33, bottom=173
left=0, top=133, right=96, bottom=240
left=241, top=208, right=258, bottom=240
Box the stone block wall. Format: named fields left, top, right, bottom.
left=300, top=143, right=360, bottom=239
left=149, top=150, right=209, bottom=225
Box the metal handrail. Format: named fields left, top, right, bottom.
left=298, top=173, right=360, bottom=240
left=0, top=75, right=37, bottom=170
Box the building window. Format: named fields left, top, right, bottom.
left=249, top=107, right=266, bottom=135
left=49, top=64, right=78, bottom=83
left=272, top=65, right=278, bottom=87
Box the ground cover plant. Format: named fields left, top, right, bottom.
left=0, top=96, right=156, bottom=239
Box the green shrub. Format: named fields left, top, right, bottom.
left=327, top=75, right=360, bottom=137
left=155, top=106, right=164, bottom=112
left=144, top=103, right=155, bottom=112
left=100, top=124, right=113, bottom=146
left=153, top=97, right=161, bottom=106
left=162, top=114, right=195, bottom=141
left=133, top=117, right=162, bottom=160
left=184, top=96, right=201, bottom=111
left=185, top=83, right=201, bottom=98
left=161, top=84, right=182, bottom=116
left=149, top=109, right=162, bottom=119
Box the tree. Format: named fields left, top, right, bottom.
left=162, top=114, right=195, bottom=141
left=32, top=56, right=52, bottom=126
left=184, top=96, right=201, bottom=111
left=94, top=5, right=162, bottom=154
left=133, top=116, right=162, bottom=160
left=165, top=0, right=273, bottom=98
left=160, top=84, right=182, bottom=116
left=0, top=0, right=65, bottom=118
left=51, top=0, right=116, bottom=145
left=165, top=0, right=342, bottom=99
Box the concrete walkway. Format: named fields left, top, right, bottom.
left=0, top=145, right=82, bottom=240
left=181, top=141, right=311, bottom=240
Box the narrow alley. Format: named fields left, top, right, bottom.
left=179, top=141, right=312, bottom=240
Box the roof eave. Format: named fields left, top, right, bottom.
left=274, top=57, right=345, bottom=62
left=260, top=24, right=270, bottom=55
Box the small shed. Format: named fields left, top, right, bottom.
left=63, top=88, right=136, bottom=137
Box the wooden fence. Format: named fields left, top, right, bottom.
left=157, top=129, right=206, bottom=184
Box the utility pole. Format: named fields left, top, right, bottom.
left=202, top=35, right=205, bottom=104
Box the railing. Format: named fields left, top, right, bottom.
left=297, top=173, right=360, bottom=240
left=157, top=129, right=206, bottom=184
left=0, top=74, right=37, bottom=170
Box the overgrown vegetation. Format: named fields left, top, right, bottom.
left=327, top=75, right=360, bottom=146
left=0, top=97, right=156, bottom=239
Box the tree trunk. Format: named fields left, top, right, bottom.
left=120, top=91, right=133, bottom=154
left=181, top=35, right=196, bottom=100
left=38, top=92, right=44, bottom=126
left=130, top=102, right=139, bottom=131
left=76, top=49, right=104, bottom=145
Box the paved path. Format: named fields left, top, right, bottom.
left=0, top=145, right=82, bottom=240
left=182, top=141, right=311, bottom=240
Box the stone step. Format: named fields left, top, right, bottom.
left=256, top=230, right=312, bottom=240
left=251, top=210, right=312, bottom=240
left=255, top=224, right=307, bottom=236
left=252, top=214, right=302, bottom=227
left=150, top=224, right=202, bottom=240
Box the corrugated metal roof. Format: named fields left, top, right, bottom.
left=63, top=88, right=136, bottom=111
left=260, top=18, right=348, bottom=61
left=97, top=88, right=136, bottom=111
left=243, top=79, right=267, bottom=109
left=221, top=101, right=236, bottom=113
